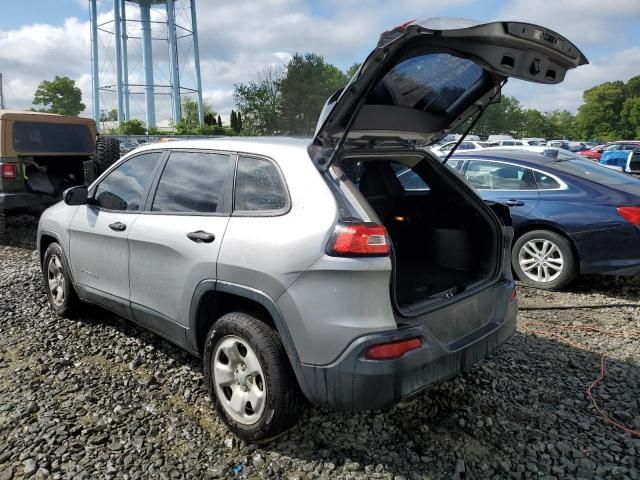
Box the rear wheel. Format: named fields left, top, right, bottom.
left=512, top=230, right=576, bottom=290
left=203, top=312, right=303, bottom=441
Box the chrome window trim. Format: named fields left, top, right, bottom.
left=461, top=158, right=568, bottom=192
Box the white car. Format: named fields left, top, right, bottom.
left=482, top=145, right=585, bottom=160
left=431, top=140, right=490, bottom=157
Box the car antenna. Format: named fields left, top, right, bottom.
left=442, top=80, right=507, bottom=165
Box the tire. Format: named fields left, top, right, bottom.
left=0, top=209, right=6, bottom=244
left=43, top=242, right=81, bottom=317
left=512, top=230, right=576, bottom=290
left=203, top=312, right=303, bottom=441
left=95, top=136, right=121, bottom=175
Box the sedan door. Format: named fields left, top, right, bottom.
left=69, top=151, right=165, bottom=317
left=461, top=159, right=539, bottom=226
left=126, top=150, right=234, bottom=346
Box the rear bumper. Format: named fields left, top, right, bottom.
left=0, top=191, right=57, bottom=210
left=296, top=280, right=517, bottom=411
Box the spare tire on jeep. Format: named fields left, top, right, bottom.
left=95, top=136, right=121, bottom=175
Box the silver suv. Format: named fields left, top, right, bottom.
left=38, top=19, right=586, bottom=440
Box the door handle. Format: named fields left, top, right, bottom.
left=504, top=200, right=525, bottom=207
left=187, top=230, right=215, bottom=243
left=109, top=222, right=127, bottom=232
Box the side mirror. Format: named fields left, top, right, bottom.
left=63, top=185, right=88, bottom=206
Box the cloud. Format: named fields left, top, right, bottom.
left=498, top=0, right=640, bottom=45
left=505, top=47, right=640, bottom=112
left=1, top=0, right=639, bottom=124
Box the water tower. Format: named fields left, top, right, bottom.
left=89, top=0, right=205, bottom=130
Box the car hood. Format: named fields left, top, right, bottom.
left=309, top=18, right=588, bottom=170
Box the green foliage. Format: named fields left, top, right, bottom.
left=116, top=119, right=146, bottom=135
left=279, top=53, right=349, bottom=135
left=181, top=96, right=216, bottom=127
left=575, top=81, right=627, bottom=140
left=230, top=110, right=240, bottom=133
left=622, top=97, right=640, bottom=138
left=233, top=66, right=283, bottom=135
left=33, top=76, right=85, bottom=116
left=174, top=121, right=235, bottom=136
left=346, top=63, right=361, bottom=79
left=147, top=126, right=162, bottom=135
left=100, top=109, right=118, bottom=122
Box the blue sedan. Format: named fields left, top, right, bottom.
left=439, top=150, right=640, bottom=289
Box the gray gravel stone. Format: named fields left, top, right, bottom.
left=1, top=215, right=639, bottom=479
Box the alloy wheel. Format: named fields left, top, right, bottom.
left=518, top=238, right=564, bottom=283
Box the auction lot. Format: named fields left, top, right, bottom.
left=1, top=213, right=639, bottom=480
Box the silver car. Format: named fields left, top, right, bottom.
left=38, top=19, right=587, bottom=440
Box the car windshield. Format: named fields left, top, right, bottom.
left=552, top=158, right=640, bottom=193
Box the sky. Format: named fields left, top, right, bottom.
left=1, top=0, right=640, bottom=124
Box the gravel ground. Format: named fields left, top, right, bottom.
left=0, top=213, right=639, bottom=479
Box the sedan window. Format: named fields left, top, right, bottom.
left=534, top=171, right=561, bottom=189
left=464, top=160, right=536, bottom=190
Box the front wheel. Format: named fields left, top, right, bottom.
left=43, top=242, right=81, bottom=316
left=203, top=312, right=303, bottom=441
left=512, top=230, right=576, bottom=290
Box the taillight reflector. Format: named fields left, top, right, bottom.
left=1, top=163, right=17, bottom=180
left=329, top=223, right=390, bottom=256
left=617, top=206, right=640, bottom=225
left=366, top=337, right=422, bottom=360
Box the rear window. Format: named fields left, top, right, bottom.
left=368, top=53, right=485, bottom=114
left=12, top=122, right=94, bottom=153
left=234, top=156, right=288, bottom=212
left=553, top=159, right=640, bottom=194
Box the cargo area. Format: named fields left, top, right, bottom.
left=22, top=156, right=89, bottom=197
left=342, top=155, right=499, bottom=313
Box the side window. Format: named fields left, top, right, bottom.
left=234, top=156, right=287, bottom=212
left=502, top=140, right=515, bottom=146
left=391, top=162, right=430, bottom=191
left=152, top=151, right=231, bottom=213
left=93, top=152, right=162, bottom=211
left=603, top=144, right=620, bottom=152
left=464, top=160, right=536, bottom=190
left=440, top=143, right=454, bottom=152
left=446, top=159, right=463, bottom=171
left=534, top=171, right=561, bottom=190
left=458, top=142, right=474, bottom=150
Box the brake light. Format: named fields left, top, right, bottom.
left=366, top=337, right=422, bottom=360
left=617, top=206, right=640, bottom=225
left=328, top=223, right=390, bottom=256
left=1, top=163, right=17, bottom=180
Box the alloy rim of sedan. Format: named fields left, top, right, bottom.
left=212, top=335, right=267, bottom=425
left=518, top=238, right=564, bottom=283
left=47, top=255, right=66, bottom=307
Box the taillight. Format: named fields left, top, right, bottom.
left=1, top=163, right=17, bottom=180
left=617, top=206, right=640, bottom=225
left=327, top=222, right=390, bottom=256
left=366, top=337, right=422, bottom=360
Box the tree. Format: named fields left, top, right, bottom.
left=346, top=63, right=361, bottom=79
left=233, top=65, right=284, bottom=135
left=33, top=76, right=85, bottom=116
left=217, top=115, right=222, bottom=127
left=230, top=110, right=239, bottom=132
left=116, top=119, right=146, bottom=135
left=622, top=97, right=640, bottom=138
left=181, top=96, right=216, bottom=127
left=575, top=81, right=626, bottom=141
left=100, top=109, right=118, bottom=122
left=279, top=53, right=349, bottom=135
